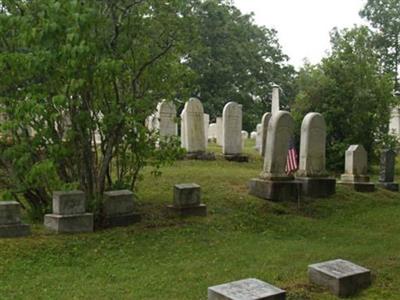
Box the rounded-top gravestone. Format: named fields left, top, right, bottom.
left=182, top=98, right=206, bottom=153
left=222, top=101, right=243, bottom=155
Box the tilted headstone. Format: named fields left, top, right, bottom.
left=216, top=117, right=223, bottom=146
left=102, top=190, right=141, bottom=227
left=155, top=100, right=177, bottom=138
left=208, top=278, right=285, bottom=300
left=340, top=145, right=375, bottom=192
left=182, top=98, right=206, bottom=153
left=204, top=113, right=210, bottom=148
left=379, top=149, right=399, bottom=191
left=0, top=201, right=31, bottom=238
left=271, top=84, right=280, bottom=114
left=309, top=259, right=371, bottom=298
left=260, top=112, right=272, bottom=156
left=44, top=191, right=94, bottom=233
left=222, top=102, right=243, bottom=155
left=249, top=111, right=300, bottom=201
left=296, top=113, right=335, bottom=197
left=167, top=183, right=207, bottom=216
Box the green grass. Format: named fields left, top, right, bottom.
left=1, top=141, right=400, bottom=299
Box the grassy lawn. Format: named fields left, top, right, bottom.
left=1, top=140, right=400, bottom=299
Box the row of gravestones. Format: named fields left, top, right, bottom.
left=209, top=259, right=371, bottom=299
left=0, top=182, right=205, bottom=237
left=249, top=111, right=399, bottom=202
left=146, top=98, right=249, bottom=161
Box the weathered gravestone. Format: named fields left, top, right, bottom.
left=180, top=108, right=187, bottom=148
left=250, top=131, right=257, bottom=139
left=260, top=112, right=272, bottom=157
left=216, top=117, right=223, bottom=146
left=181, top=98, right=215, bottom=160
left=296, top=113, right=336, bottom=197
left=309, top=259, right=371, bottom=298
left=208, top=278, right=286, bottom=300
left=222, top=102, right=248, bottom=162
left=155, top=100, right=177, bottom=139
left=208, top=123, right=217, bottom=141
left=204, top=113, right=210, bottom=148
left=249, top=111, right=300, bottom=201
left=379, top=149, right=399, bottom=191
left=0, top=201, right=31, bottom=238
left=271, top=84, right=280, bottom=114
left=255, top=123, right=262, bottom=151
left=339, top=145, right=375, bottom=192
left=44, top=191, right=94, bottom=233
left=167, top=183, right=207, bottom=216
left=241, top=130, right=249, bottom=149
left=102, top=190, right=141, bottom=228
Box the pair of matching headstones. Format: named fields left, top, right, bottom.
left=250, top=111, right=335, bottom=201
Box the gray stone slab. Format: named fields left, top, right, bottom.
left=44, top=213, right=93, bottom=233
left=0, top=223, right=31, bottom=238
left=308, top=259, right=371, bottom=298
left=0, top=201, right=21, bottom=225
left=174, top=183, right=201, bottom=208
left=296, top=177, right=336, bottom=198
left=167, top=204, right=207, bottom=217
left=208, top=278, right=286, bottom=300
left=248, top=178, right=300, bottom=202
left=103, top=190, right=135, bottom=216
left=379, top=149, right=396, bottom=183
left=53, top=191, right=86, bottom=215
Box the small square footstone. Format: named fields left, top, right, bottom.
left=0, top=201, right=31, bottom=238
left=168, top=183, right=207, bottom=217
left=102, top=190, right=141, bottom=228
left=308, top=259, right=371, bottom=298
left=208, top=278, right=286, bottom=300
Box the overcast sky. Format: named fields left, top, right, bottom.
left=234, top=0, right=367, bottom=69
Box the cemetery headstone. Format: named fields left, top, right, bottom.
left=309, top=259, right=371, bottom=298
left=180, top=108, right=187, bottom=148
left=167, top=183, right=207, bottom=216
left=156, top=100, right=177, bottom=138
left=216, top=117, right=223, bottom=146
left=181, top=98, right=215, bottom=160
left=260, top=112, right=272, bottom=156
left=249, top=111, right=300, bottom=201
left=255, top=123, right=262, bottom=151
left=241, top=130, right=249, bottom=149
left=339, top=145, right=375, bottom=192
left=204, top=113, right=210, bottom=148
left=44, top=191, right=94, bottom=233
left=102, top=190, right=141, bottom=228
left=296, top=113, right=336, bottom=197
left=378, top=149, right=399, bottom=191
left=250, top=131, right=257, bottom=139
left=271, top=84, right=280, bottom=114
left=222, top=102, right=248, bottom=162
left=208, top=278, right=286, bottom=300
left=0, top=201, right=31, bottom=238
left=208, top=123, right=217, bottom=142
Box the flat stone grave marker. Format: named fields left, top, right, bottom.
left=309, top=259, right=371, bottom=298
left=44, top=191, right=93, bottom=233
left=102, top=190, right=141, bottom=228
left=0, top=201, right=31, bottom=238
left=208, top=278, right=286, bottom=300
left=167, top=183, right=207, bottom=217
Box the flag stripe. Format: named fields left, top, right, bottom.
left=285, top=138, right=298, bottom=174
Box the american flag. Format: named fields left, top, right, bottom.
left=285, top=138, right=298, bottom=174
